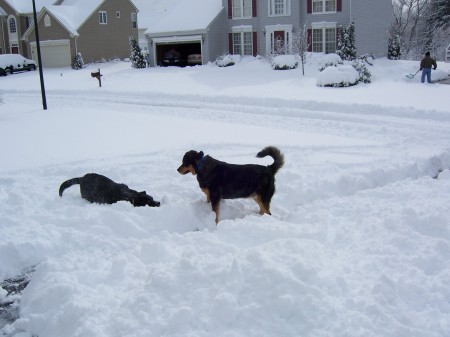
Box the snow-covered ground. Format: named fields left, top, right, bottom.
left=0, top=56, right=450, bottom=337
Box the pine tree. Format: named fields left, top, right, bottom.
left=73, top=52, right=84, bottom=70
left=388, top=34, right=401, bottom=60
left=337, top=21, right=357, bottom=60
left=129, top=36, right=146, bottom=69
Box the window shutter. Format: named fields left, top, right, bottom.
left=228, top=0, right=232, bottom=19
left=307, top=29, right=312, bottom=52
left=337, top=0, right=342, bottom=12
left=253, top=32, right=257, bottom=56
left=307, top=0, right=312, bottom=13
left=252, top=0, right=257, bottom=17
left=229, top=33, right=233, bottom=54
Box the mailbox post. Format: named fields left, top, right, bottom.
left=91, top=69, right=103, bottom=87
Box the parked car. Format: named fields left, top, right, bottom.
left=187, top=54, right=202, bottom=66
left=160, top=49, right=184, bottom=67
left=0, top=54, right=37, bottom=76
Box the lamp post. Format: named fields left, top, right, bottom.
left=32, top=0, right=47, bottom=110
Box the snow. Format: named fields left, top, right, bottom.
left=0, top=55, right=450, bottom=337
left=140, top=0, right=223, bottom=34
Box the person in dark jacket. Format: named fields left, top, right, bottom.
left=420, top=51, right=437, bottom=83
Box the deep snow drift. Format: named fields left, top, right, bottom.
left=0, top=56, right=450, bottom=337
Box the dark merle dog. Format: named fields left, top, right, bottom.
left=59, top=173, right=160, bottom=207
left=177, top=146, right=284, bottom=224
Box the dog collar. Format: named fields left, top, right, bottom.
left=197, top=155, right=205, bottom=172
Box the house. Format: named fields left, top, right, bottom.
left=137, top=0, right=225, bottom=67
left=141, top=0, right=391, bottom=66
left=21, top=0, right=139, bottom=68
left=0, top=0, right=57, bottom=56
left=225, top=0, right=392, bottom=59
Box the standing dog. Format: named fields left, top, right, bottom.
left=59, top=173, right=160, bottom=207
left=177, top=146, right=284, bottom=223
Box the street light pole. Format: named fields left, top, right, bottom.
left=32, top=0, right=47, bottom=110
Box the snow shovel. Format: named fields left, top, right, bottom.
left=406, top=70, right=420, bottom=79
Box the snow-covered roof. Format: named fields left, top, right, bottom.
left=4, top=0, right=57, bottom=14
left=133, top=0, right=223, bottom=35
left=44, top=0, right=105, bottom=37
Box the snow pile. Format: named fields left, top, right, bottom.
left=0, top=55, right=450, bottom=337
left=215, top=54, right=241, bottom=67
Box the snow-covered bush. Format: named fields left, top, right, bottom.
left=317, top=53, right=343, bottom=71
left=352, top=58, right=372, bottom=83
left=215, top=54, right=241, bottom=67
left=271, top=54, right=298, bottom=70
left=73, top=52, right=84, bottom=70
left=316, top=65, right=359, bottom=87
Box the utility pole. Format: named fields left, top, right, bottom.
left=32, top=0, right=47, bottom=110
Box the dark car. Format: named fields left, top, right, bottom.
left=160, top=49, right=184, bottom=67
left=0, top=54, right=37, bottom=76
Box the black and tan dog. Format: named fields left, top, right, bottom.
left=177, top=146, right=284, bottom=223
left=59, top=173, right=160, bottom=207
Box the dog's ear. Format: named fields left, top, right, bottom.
left=198, top=151, right=204, bottom=159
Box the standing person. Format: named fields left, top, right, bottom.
left=420, top=51, right=437, bottom=83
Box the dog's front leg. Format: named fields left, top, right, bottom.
left=201, top=187, right=211, bottom=203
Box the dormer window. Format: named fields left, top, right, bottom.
left=116, top=11, right=120, bottom=18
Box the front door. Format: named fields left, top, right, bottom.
left=273, top=31, right=285, bottom=55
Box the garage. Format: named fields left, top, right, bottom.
left=152, top=35, right=202, bottom=66
left=30, top=40, right=71, bottom=68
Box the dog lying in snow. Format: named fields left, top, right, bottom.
left=59, top=173, right=160, bottom=207
left=177, top=146, right=284, bottom=224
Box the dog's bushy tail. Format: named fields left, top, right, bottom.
left=256, top=146, right=284, bottom=175
left=59, top=177, right=81, bottom=197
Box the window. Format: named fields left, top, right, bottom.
left=269, top=0, right=290, bottom=16
left=9, top=17, right=16, bottom=33
left=99, top=11, right=107, bottom=24
left=116, top=11, right=120, bottom=18
left=312, top=27, right=336, bottom=53
left=232, top=0, right=252, bottom=18
left=44, top=14, right=51, bottom=27
left=232, top=31, right=253, bottom=56
left=312, top=0, right=336, bottom=13
left=131, top=13, right=137, bottom=29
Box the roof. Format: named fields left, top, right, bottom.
left=132, top=0, right=223, bottom=35
left=3, top=0, right=58, bottom=14
left=44, top=0, right=105, bottom=36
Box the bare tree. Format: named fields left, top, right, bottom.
left=292, top=24, right=311, bottom=75
left=391, top=0, right=450, bottom=60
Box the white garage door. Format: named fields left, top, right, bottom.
left=31, top=40, right=71, bottom=68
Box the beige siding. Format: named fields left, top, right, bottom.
left=77, top=0, right=138, bottom=62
